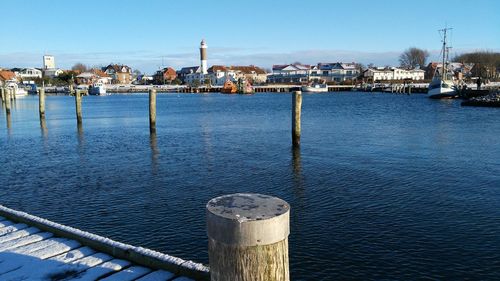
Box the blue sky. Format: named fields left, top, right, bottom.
left=1, top=0, right=499, bottom=73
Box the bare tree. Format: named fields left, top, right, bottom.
left=71, top=63, right=88, bottom=73
left=355, top=63, right=366, bottom=71
left=399, top=47, right=429, bottom=69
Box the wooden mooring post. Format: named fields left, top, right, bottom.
left=292, top=90, right=302, bottom=147
left=0, top=87, right=4, bottom=103
left=75, top=89, right=82, bottom=125
left=5, top=88, right=11, bottom=114
left=149, top=89, right=157, bottom=133
left=207, top=193, right=290, bottom=281
left=39, top=87, right=46, bottom=120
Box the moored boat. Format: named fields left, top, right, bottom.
left=89, top=82, right=107, bottom=95
left=6, top=82, right=28, bottom=97
left=221, top=80, right=237, bottom=94
left=428, top=27, right=457, bottom=99
left=301, top=83, right=328, bottom=93
left=237, top=78, right=253, bottom=94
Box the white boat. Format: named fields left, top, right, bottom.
left=428, top=27, right=457, bottom=99
left=301, top=83, right=328, bottom=93
left=6, top=82, right=28, bottom=97
left=89, top=83, right=107, bottom=95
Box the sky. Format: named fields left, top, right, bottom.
left=1, top=0, right=499, bottom=74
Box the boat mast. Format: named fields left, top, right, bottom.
left=439, top=27, right=452, bottom=80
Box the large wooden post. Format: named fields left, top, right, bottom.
left=75, top=89, right=82, bottom=125
left=0, top=87, right=4, bottom=103
left=207, top=193, right=290, bottom=281
left=39, top=87, right=46, bottom=119
left=5, top=88, right=11, bottom=114
left=292, top=90, right=302, bottom=147
left=149, top=89, right=157, bottom=133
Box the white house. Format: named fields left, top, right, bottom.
left=317, top=62, right=360, bottom=82
left=207, top=65, right=267, bottom=86
left=43, top=68, right=64, bottom=78
left=363, top=67, right=425, bottom=82
left=185, top=72, right=208, bottom=86
left=267, top=64, right=312, bottom=83
left=16, top=68, right=42, bottom=80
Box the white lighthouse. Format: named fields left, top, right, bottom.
left=200, top=39, right=208, bottom=75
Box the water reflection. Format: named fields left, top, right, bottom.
left=77, top=123, right=84, bottom=148
left=291, top=146, right=304, bottom=195
left=6, top=113, right=11, bottom=134
left=40, top=117, right=48, bottom=139
left=150, top=131, right=159, bottom=175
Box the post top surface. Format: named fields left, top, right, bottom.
left=207, top=193, right=289, bottom=222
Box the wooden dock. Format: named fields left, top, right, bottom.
left=0, top=205, right=209, bottom=281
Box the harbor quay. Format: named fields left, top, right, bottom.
left=1, top=39, right=498, bottom=98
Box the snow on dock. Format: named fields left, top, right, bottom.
left=0, top=206, right=209, bottom=281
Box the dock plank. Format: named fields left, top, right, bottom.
left=172, top=277, right=195, bottom=281
left=0, top=209, right=208, bottom=281
left=69, top=258, right=131, bottom=281
left=0, top=220, right=15, bottom=228
left=0, top=226, right=40, bottom=244
left=137, top=270, right=175, bottom=281
left=50, top=246, right=96, bottom=264
left=0, top=223, right=28, bottom=236
left=28, top=238, right=80, bottom=259
left=0, top=250, right=107, bottom=280
left=136, top=269, right=176, bottom=281
left=7, top=236, right=66, bottom=255
left=0, top=239, right=81, bottom=279
left=100, top=265, right=152, bottom=281
left=0, top=231, right=53, bottom=252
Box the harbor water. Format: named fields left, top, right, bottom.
left=1, top=92, right=499, bottom=280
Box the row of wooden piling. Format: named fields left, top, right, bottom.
left=1, top=87, right=300, bottom=281
left=2, top=87, right=303, bottom=149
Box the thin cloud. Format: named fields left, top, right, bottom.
left=1, top=47, right=497, bottom=73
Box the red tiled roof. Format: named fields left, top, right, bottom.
left=0, top=70, right=15, bottom=81
left=91, top=69, right=109, bottom=77
left=208, top=65, right=228, bottom=72
left=229, top=65, right=266, bottom=74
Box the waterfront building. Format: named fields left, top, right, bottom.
left=75, top=72, right=97, bottom=85
left=103, top=64, right=132, bottom=84
left=177, top=66, right=201, bottom=84
left=0, top=70, right=16, bottom=86
left=317, top=62, right=360, bottom=82
left=41, top=55, right=64, bottom=78
left=136, top=75, right=154, bottom=85
left=230, top=66, right=267, bottom=84
left=14, top=68, right=43, bottom=80
left=267, top=64, right=312, bottom=83
left=153, top=67, right=177, bottom=84
left=43, top=55, right=55, bottom=69
left=208, top=65, right=233, bottom=86
left=425, top=62, right=474, bottom=80
left=207, top=65, right=267, bottom=86
left=363, top=67, right=425, bottom=82
left=267, top=62, right=359, bottom=84
left=76, top=69, right=112, bottom=85
left=43, top=68, right=64, bottom=78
